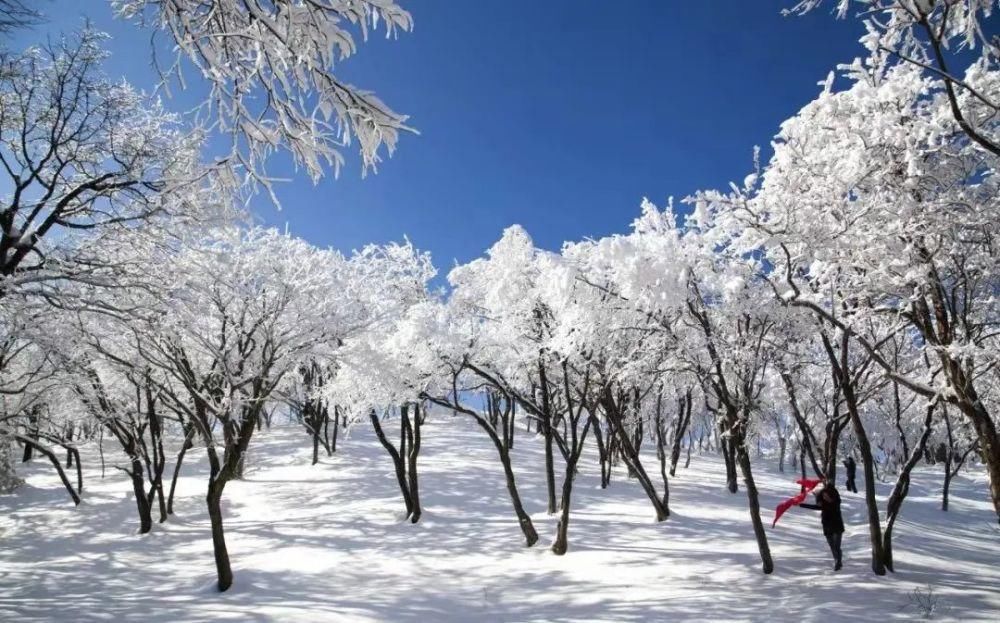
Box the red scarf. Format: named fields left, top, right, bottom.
left=772, top=478, right=824, bottom=527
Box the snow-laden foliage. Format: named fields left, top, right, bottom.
left=113, top=0, right=414, bottom=190
left=0, top=28, right=228, bottom=297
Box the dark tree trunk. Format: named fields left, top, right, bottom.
left=404, top=405, right=422, bottom=524
left=940, top=422, right=977, bottom=513
left=800, top=446, right=807, bottom=486
left=322, top=408, right=331, bottom=456
left=722, top=436, right=739, bottom=493
left=602, top=392, right=668, bottom=521
left=35, top=430, right=84, bottom=495
left=399, top=407, right=408, bottom=472
left=331, top=407, right=340, bottom=453
left=146, top=396, right=167, bottom=523
left=507, top=402, right=516, bottom=449
left=959, top=399, right=1000, bottom=525
left=498, top=450, right=537, bottom=546
left=552, top=456, right=578, bottom=556
left=550, top=362, right=592, bottom=554
left=736, top=432, right=773, bottom=574
left=202, top=406, right=260, bottom=592
left=778, top=437, right=786, bottom=473
left=370, top=409, right=413, bottom=518
left=942, top=465, right=953, bottom=511
left=882, top=403, right=934, bottom=572
left=130, top=458, right=153, bottom=534
left=151, top=475, right=167, bottom=523
left=669, top=391, right=692, bottom=477
left=69, top=446, right=82, bottom=494
left=11, top=433, right=79, bottom=505
left=849, top=399, right=886, bottom=575
left=167, top=424, right=195, bottom=516
left=20, top=409, right=38, bottom=463
left=99, top=428, right=106, bottom=478
left=312, top=426, right=320, bottom=465
left=590, top=415, right=610, bottom=488
left=824, top=332, right=886, bottom=575
left=539, top=364, right=558, bottom=515
left=823, top=415, right=847, bottom=483
left=65, top=426, right=74, bottom=468
left=654, top=394, right=671, bottom=514
left=206, top=482, right=232, bottom=592
left=423, top=392, right=538, bottom=546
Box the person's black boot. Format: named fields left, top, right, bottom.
left=834, top=559, right=843, bottom=571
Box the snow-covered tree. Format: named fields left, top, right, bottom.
left=0, top=29, right=212, bottom=294
left=788, top=0, right=1000, bottom=156
left=113, top=0, right=414, bottom=191
left=704, top=60, right=1000, bottom=526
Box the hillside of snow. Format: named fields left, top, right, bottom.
left=1, top=417, right=998, bottom=622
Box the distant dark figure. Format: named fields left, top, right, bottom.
left=843, top=456, right=858, bottom=493
left=800, top=482, right=845, bottom=570
left=934, top=442, right=948, bottom=464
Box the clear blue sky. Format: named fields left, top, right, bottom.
left=13, top=1, right=864, bottom=271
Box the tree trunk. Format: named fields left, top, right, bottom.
left=959, top=399, right=1000, bottom=525
left=65, top=426, right=74, bottom=468
left=654, top=400, right=671, bottom=514
left=603, top=402, right=668, bottom=521
left=845, top=390, right=887, bottom=575
left=331, top=407, right=340, bottom=453
left=422, top=393, right=538, bottom=546
left=669, top=392, right=692, bottom=477
left=658, top=445, right=671, bottom=514
left=151, top=475, right=167, bottom=524
left=20, top=411, right=37, bottom=463
left=369, top=410, right=413, bottom=517
left=322, top=408, right=331, bottom=456
left=824, top=418, right=844, bottom=483
left=539, top=366, right=558, bottom=515
left=722, top=437, right=738, bottom=493
left=232, top=450, right=246, bottom=480
left=167, top=424, right=195, bottom=516
left=590, top=415, right=610, bottom=488
left=399, top=408, right=408, bottom=473
left=146, top=400, right=167, bottom=523
left=823, top=331, right=886, bottom=575
left=778, top=437, right=786, bottom=473
left=507, top=402, right=516, bottom=449
left=552, top=457, right=577, bottom=555
left=206, top=481, right=233, bottom=592
left=70, top=446, right=82, bottom=494
left=498, top=449, right=537, bottom=546
left=405, top=405, right=422, bottom=524
left=942, top=463, right=952, bottom=512
left=799, top=446, right=807, bottom=486
left=130, top=459, right=153, bottom=535
left=312, top=425, right=320, bottom=465
left=882, top=403, right=934, bottom=572
left=12, top=433, right=79, bottom=505
left=736, top=437, right=773, bottom=574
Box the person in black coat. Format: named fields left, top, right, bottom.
left=800, top=482, right=845, bottom=570
left=843, top=456, right=858, bottom=493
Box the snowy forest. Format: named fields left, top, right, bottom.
left=1, top=1, right=999, bottom=621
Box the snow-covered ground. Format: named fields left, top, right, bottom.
left=1, top=417, right=998, bottom=622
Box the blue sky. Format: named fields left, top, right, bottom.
left=13, top=1, right=865, bottom=272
